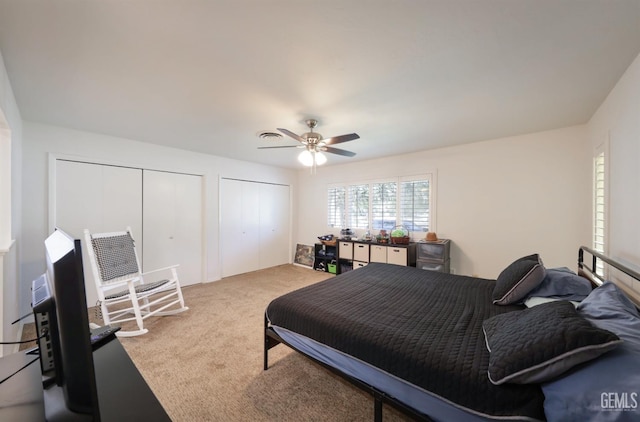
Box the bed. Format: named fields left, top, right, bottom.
left=264, top=247, right=640, bottom=421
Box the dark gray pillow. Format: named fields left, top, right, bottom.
left=482, top=300, right=621, bottom=385
left=493, top=254, right=546, bottom=305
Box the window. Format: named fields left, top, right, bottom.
left=348, top=184, right=369, bottom=229
left=327, top=186, right=345, bottom=228
left=593, top=145, right=607, bottom=276
left=371, top=182, right=396, bottom=230
left=594, top=151, right=605, bottom=253
left=400, top=178, right=430, bottom=232
left=327, top=174, right=434, bottom=233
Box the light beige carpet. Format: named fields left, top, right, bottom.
left=25, top=264, right=411, bottom=421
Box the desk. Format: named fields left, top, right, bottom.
left=1, top=337, right=170, bottom=422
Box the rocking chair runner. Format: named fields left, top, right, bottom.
left=84, top=227, right=189, bottom=337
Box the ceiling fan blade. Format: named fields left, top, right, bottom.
left=323, top=133, right=360, bottom=145
left=323, top=146, right=356, bottom=157
left=277, top=128, right=305, bottom=143
left=257, top=145, right=300, bottom=149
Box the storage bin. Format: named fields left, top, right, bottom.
left=339, top=242, right=353, bottom=260
left=353, top=243, right=370, bottom=262
left=417, top=239, right=450, bottom=261
left=417, top=259, right=450, bottom=273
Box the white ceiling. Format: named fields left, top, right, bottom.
left=0, top=1, right=638, bottom=169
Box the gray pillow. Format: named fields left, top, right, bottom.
left=483, top=300, right=621, bottom=385
left=493, top=254, right=546, bottom=305
left=542, top=282, right=640, bottom=421
left=526, top=267, right=592, bottom=301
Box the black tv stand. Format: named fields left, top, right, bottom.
left=44, top=385, right=93, bottom=421
left=88, top=335, right=171, bottom=421
left=0, top=336, right=170, bottom=421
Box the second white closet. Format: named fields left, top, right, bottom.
left=220, top=178, right=290, bottom=277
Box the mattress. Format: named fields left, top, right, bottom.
left=266, top=263, right=545, bottom=421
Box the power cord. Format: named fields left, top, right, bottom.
left=0, top=329, right=48, bottom=385
left=0, top=356, right=40, bottom=385
left=0, top=328, right=49, bottom=345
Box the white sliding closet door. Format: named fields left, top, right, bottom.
left=220, top=178, right=290, bottom=278
left=54, top=160, right=142, bottom=307
left=220, top=179, right=260, bottom=277
left=259, top=183, right=290, bottom=269
left=142, top=170, right=203, bottom=287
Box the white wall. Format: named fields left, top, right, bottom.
left=0, top=47, right=23, bottom=354
left=297, top=125, right=591, bottom=279
left=20, top=121, right=298, bottom=317
left=587, top=52, right=640, bottom=298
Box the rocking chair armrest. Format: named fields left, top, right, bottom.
left=101, top=276, right=140, bottom=291
left=140, top=264, right=180, bottom=277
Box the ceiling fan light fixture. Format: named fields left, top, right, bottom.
left=298, top=150, right=314, bottom=166
left=314, top=151, right=327, bottom=165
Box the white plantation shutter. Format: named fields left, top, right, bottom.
left=327, top=186, right=345, bottom=228
left=348, top=184, right=370, bottom=229
left=371, top=182, right=397, bottom=230
left=593, top=148, right=606, bottom=276
left=399, top=179, right=430, bottom=232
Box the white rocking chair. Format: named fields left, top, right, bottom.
left=84, top=227, right=189, bottom=337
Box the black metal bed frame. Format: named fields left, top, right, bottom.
left=578, top=245, right=640, bottom=286
left=263, top=246, right=640, bottom=421
left=264, top=318, right=432, bottom=422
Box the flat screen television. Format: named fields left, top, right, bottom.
left=31, top=228, right=100, bottom=421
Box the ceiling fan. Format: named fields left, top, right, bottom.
left=258, top=119, right=359, bottom=167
